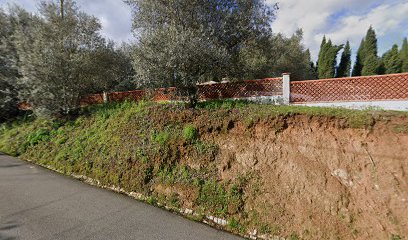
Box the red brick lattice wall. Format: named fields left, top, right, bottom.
left=290, top=73, right=408, bottom=103
left=79, top=73, right=408, bottom=106
left=80, top=93, right=104, bottom=106
left=197, top=78, right=283, bottom=100
left=80, top=78, right=283, bottom=106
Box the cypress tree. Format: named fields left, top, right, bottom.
left=361, top=26, right=379, bottom=76
left=352, top=39, right=365, bottom=76
left=336, top=41, right=351, bottom=77
left=401, top=38, right=408, bottom=72
left=361, top=54, right=379, bottom=76
left=382, top=44, right=402, bottom=74
left=317, top=38, right=342, bottom=79
left=305, top=49, right=317, bottom=79
left=353, top=27, right=379, bottom=76
left=317, top=36, right=326, bottom=67
left=364, top=26, right=378, bottom=58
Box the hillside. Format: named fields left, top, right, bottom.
left=1, top=101, right=407, bottom=240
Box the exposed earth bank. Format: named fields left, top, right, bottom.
left=1, top=102, right=407, bottom=239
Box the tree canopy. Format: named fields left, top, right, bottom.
left=127, top=0, right=277, bottom=103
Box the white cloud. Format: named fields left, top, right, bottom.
left=324, top=3, right=408, bottom=54
left=270, top=0, right=408, bottom=61
left=0, top=0, right=133, bottom=43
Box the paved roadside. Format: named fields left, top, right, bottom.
left=0, top=153, right=241, bottom=240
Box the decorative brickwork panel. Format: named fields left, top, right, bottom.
left=108, top=90, right=146, bottom=102
left=290, top=73, right=408, bottom=103
left=152, top=87, right=179, bottom=101
left=197, top=78, right=283, bottom=100
left=80, top=93, right=104, bottom=106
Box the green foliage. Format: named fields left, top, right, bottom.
left=391, top=234, right=402, bottom=240
left=228, top=218, right=246, bottom=233
left=362, top=54, right=380, bottom=76
left=196, top=179, right=244, bottom=216
left=364, top=26, right=378, bottom=59
left=259, top=224, right=281, bottom=235
left=11, top=0, right=119, bottom=117
left=288, top=232, right=300, bottom=240
left=196, top=100, right=249, bottom=110
left=183, top=125, right=198, bottom=143
left=317, top=37, right=343, bottom=79
left=336, top=41, right=352, bottom=77
left=353, top=26, right=380, bottom=76
left=152, top=131, right=170, bottom=145
left=264, top=30, right=316, bottom=80
left=401, top=38, right=408, bottom=72
left=393, top=123, right=408, bottom=133
left=127, top=0, right=312, bottom=100
left=26, top=128, right=50, bottom=147
left=0, top=8, right=26, bottom=121
left=352, top=39, right=365, bottom=76
left=382, top=44, right=402, bottom=74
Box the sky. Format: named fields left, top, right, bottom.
left=1, top=0, right=408, bottom=62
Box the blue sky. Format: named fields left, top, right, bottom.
left=1, top=0, right=407, bottom=62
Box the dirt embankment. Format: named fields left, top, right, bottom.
left=2, top=103, right=407, bottom=239
left=201, top=115, right=407, bottom=239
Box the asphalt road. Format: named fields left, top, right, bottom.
left=0, top=153, right=241, bottom=240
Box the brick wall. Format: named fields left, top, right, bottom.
left=76, top=73, right=408, bottom=106
left=290, top=73, right=408, bottom=103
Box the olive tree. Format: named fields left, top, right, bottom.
left=127, top=0, right=276, bottom=106
left=13, top=0, right=109, bottom=116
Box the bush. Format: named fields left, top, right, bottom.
left=183, top=124, right=198, bottom=142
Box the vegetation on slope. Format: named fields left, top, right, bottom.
left=1, top=101, right=405, bottom=238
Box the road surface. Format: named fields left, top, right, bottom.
left=0, top=153, right=241, bottom=240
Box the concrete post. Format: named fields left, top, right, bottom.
left=103, top=92, right=108, bottom=103
left=282, top=73, right=291, bottom=105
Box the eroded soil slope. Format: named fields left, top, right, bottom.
left=206, top=115, right=408, bottom=239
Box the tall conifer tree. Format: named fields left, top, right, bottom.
left=336, top=41, right=351, bottom=77
left=382, top=44, right=402, bottom=74
left=401, top=38, right=408, bottom=72
left=352, top=39, right=365, bottom=76
left=361, top=26, right=379, bottom=76
left=317, top=37, right=342, bottom=79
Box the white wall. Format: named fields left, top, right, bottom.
left=292, top=100, right=408, bottom=111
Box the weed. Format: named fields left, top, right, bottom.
left=391, top=234, right=402, bottom=240
left=26, top=128, right=51, bottom=147
left=152, top=131, right=170, bottom=145
left=288, top=232, right=300, bottom=240
left=187, top=214, right=205, bottom=222
left=393, top=124, right=408, bottom=133
left=228, top=218, right=245, bottom=233
left=259, top=224, right=280, bottom=235
left=169, top=192, right=180, bottom=208
left=183, top=124, right=198, bottom=142
left=197, top=100, right=249, bottom=110
left=146, top=196, right=157, bottom=206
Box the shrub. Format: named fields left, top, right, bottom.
left=183, top=124, right=198, bottom=142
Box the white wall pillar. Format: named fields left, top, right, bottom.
left=282, top=73, right=291, bottom=105
left=103, top=92, right=108, bottom=103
